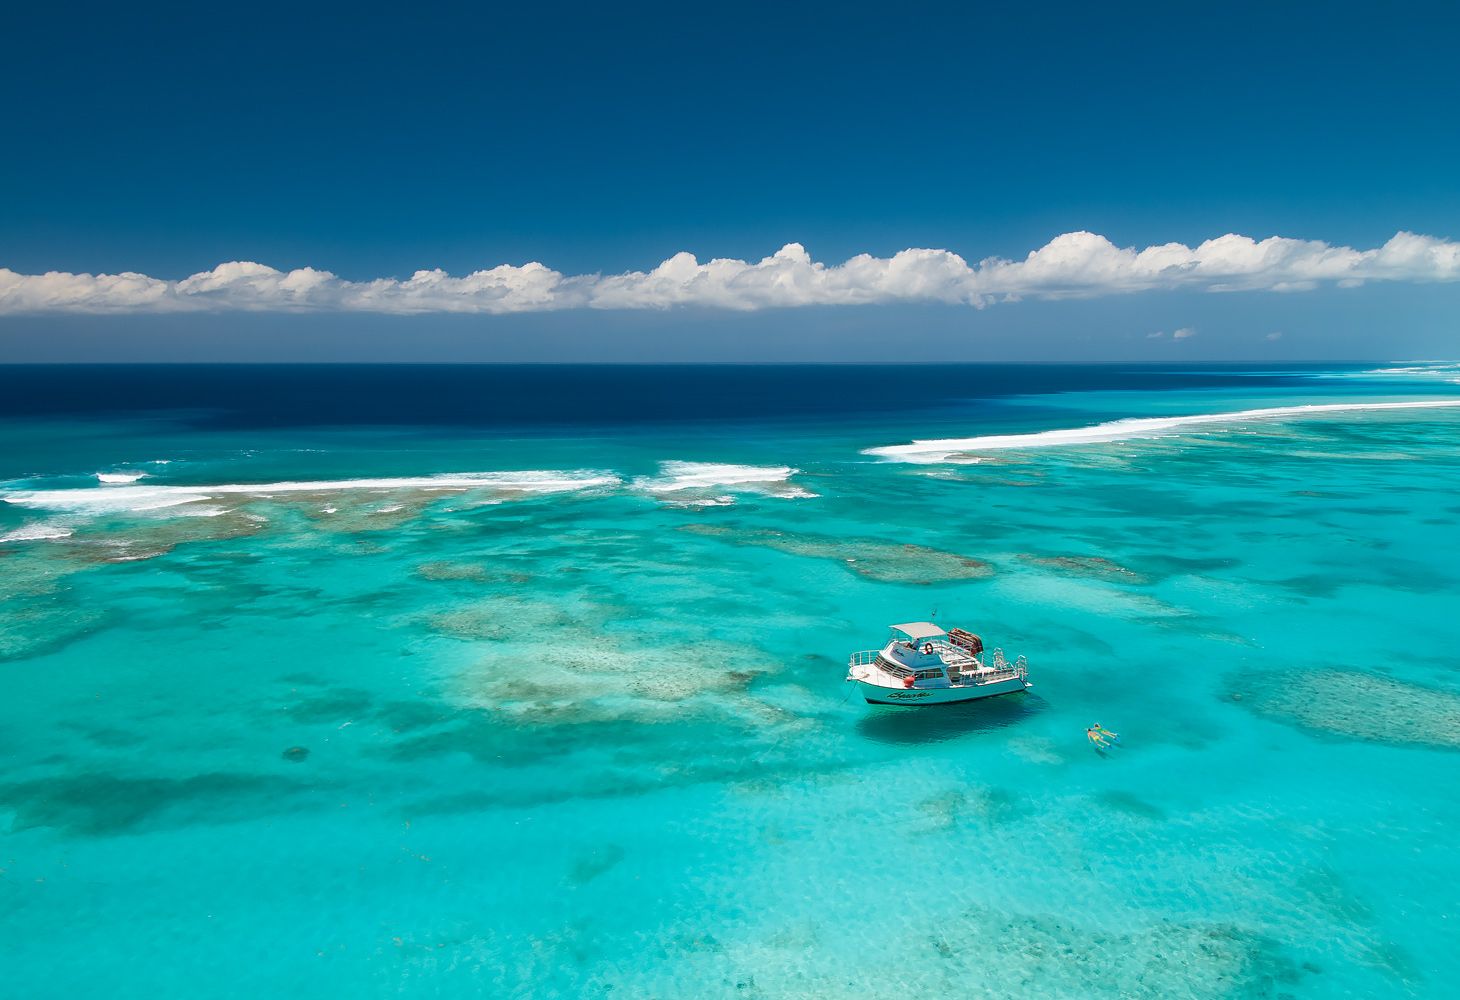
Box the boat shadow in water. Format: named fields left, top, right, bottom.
left=855, top=692, right=1047, bottom=747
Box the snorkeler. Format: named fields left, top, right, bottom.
left=1086, top=725, right=1110, bottom=749
left=1093, top=723, right=1119, bottom=743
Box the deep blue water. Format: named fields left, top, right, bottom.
left=0, top=363, right=1344, bottom=429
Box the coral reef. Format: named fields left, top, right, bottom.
left=1232, top=668, right=1460, bottom=751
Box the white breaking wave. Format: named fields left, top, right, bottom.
left=633, top=462, right=817, bottom=502
left=637, top=462, right=797, bottom=492
left=864, top=400, right=1460, bottom=463
left=2, top=471, right=621, bottom=514
left=1360, top=362, right=1460, bottom=385
left=96, top=471, right=147, bottom=484
left=5, top=485, right=215, bottom=513
left=0, top=522, right=75, bottom=542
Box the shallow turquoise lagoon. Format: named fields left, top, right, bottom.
left=2, top=364, right=1459, bottom=997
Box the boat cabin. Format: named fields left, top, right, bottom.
left=874, top=622, right=1007, bottom=687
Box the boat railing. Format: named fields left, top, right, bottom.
left=926, top=640, right=972, bottom=663
left=849, top=643, right=1029, bottom=685
left=949, top=647, right=1029, bottom=686
left=988, top=648, right=1030, bottom=679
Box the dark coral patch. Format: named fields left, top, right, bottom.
left=567, top=843, right=626, bottom=885
left=415, top=560, right=491, bottom=581
left=0, top=771, right=290, bottom=836
left=680, top=523, right=994, bottom=584
left=283, top=687, right=375, bottom=723
left=1096, top=789, right=1168, bottom=821
left=1018, top=554, right=1150, bottom=584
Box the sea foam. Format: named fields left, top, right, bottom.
left=633, top=462, right=816, bottom=502
left=1359, top=362, right=1460, bottom=384
left=0, top=522, right=75, bottom=542
left=2, top=470, right=621, bottom=514
left=863, top=399, right=1460, bottom=462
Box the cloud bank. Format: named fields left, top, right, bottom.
left=2, top=230, right=1457, bottom=316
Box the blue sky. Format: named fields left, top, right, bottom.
left=2, top=1, right=1457, bottom=360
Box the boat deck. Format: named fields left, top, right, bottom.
left=852, top=651, right=1023, bottom=690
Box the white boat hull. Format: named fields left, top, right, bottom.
left=855, top=674, right=1029, bottom=706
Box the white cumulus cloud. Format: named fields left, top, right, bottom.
left=2, top=230, right=1457, bottom=316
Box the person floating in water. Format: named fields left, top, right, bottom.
left=1087, top=723, right=1119, bottom=749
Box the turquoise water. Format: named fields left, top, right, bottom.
left=3, top=363, right=1460, bottom=997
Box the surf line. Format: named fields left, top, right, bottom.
left=0, top=471, right=623, bottom=513
left=863, top=399, right=1460, bottom=463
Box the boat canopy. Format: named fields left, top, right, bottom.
left=889, top=622, right=947, bottom=641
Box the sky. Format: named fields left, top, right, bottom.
left=2, top=0, right=1457, bottom=361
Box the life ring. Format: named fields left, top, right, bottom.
left=922, top=643, right=934, bottom=655
left=902, top=675, right=915, bottom=688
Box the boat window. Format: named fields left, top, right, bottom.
left=876, top=656, right=911, bottom=677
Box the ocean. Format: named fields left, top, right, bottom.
left=2, top=362, right=1459, bottom=998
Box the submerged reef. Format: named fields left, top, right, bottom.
left=296, top=493, right=440, bottom=533
left=422, top=595, right=574, bottom=641
left=55, top=508, right=267, bottom=563
left=566, top=843, right=626, bottom=886
left=454, top=635, right=781, bottom=725
left=679, top=524, right=993, bottom=584
left=1017, top=553, right=1150, bottom=584
left=679, top=905, right=1304, bottom=1000
left=413, top=572, right=796, bottom=733
left=915, top=786, right=1029, bottom=833
left=0, top=548, right=113, bottom=660
left=0, top=599, right=110, bottom=662
left=936, top=907, right=1305, bottom=999
left=415, top=560, right=492, bottom=581
left=0, top=771, right=294, bottom=836
left=0, top=511, right=272, bottom=661
left=1232, top=668, right=1460, bottom=751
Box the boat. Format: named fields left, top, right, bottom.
left=846, top=621, right=1031, bottom=705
